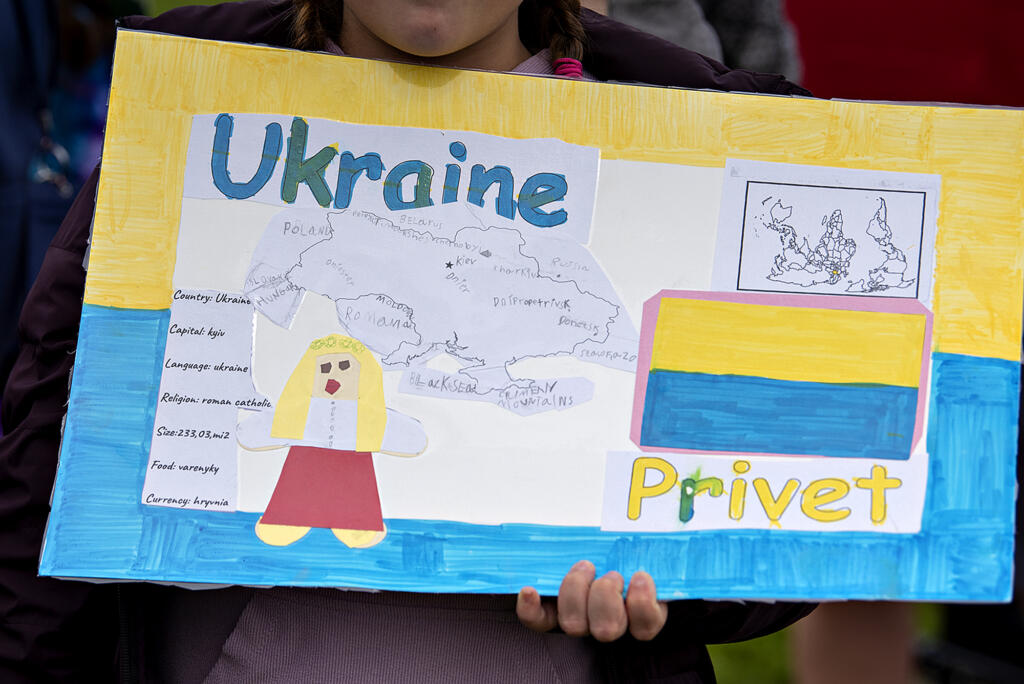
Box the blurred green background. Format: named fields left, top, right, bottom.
left=147, top=0, right=219, bottom=13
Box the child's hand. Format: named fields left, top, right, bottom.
left=516, top=560, right=668, bottom=642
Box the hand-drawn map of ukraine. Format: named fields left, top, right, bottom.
left=243, top=207, right=638, bottom=415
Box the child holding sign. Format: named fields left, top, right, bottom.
left=0, top=1, right=813, bottom=681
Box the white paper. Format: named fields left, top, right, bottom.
left=398, top=368, right=593, bottom=415
left=185, top=114, right=601, bottom=245
left=601, top=450, right=928, bottom=534
left=206, top=113, right=634, bottom=409
left=142, top=289, right=268, bottom=511
left=712, top=160, right=940, bottom=304
left=169, top=115, right=932, bottom=533
left=260, top=208, right=627, bottom=401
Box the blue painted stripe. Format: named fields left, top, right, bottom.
left=39, top=306, right=1019, bottom=601
left=640, top=370, right=917, bottom=459
left=41, top=305, right=169, bottom=569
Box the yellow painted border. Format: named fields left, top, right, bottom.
left=88, top=31, right=1024, bottom=360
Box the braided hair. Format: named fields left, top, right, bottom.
left=531, top=0, right=586, bottom=62
left=290, top=0, right=342, bottom=52
left=290, top=0, right=586, bottom=65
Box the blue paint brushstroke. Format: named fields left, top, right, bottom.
left=41, top=305, right=169, bottom=569
left=640, top=370, right=917, bottom=459
left=40, top=306, right=1019, bottom=601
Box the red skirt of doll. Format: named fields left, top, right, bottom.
left=260, top=446, right=384, bottom=530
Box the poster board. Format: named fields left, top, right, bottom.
left=39, top=30, right=1023, bottom=600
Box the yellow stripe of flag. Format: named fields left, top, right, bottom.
left=651, top=298, right=926, bottom=388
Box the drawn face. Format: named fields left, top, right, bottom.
left=312, top=352, right=361, bottom=400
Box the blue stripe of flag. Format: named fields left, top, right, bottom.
left=640, top=370, right=917, bottom=459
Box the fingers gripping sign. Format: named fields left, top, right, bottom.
left=516, top=561, right=669, bottom=642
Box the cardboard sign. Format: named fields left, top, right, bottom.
left=40, top=30, right=1022, bottom=600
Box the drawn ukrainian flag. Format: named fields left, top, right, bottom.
left=636, top=293, right=930, bottom=460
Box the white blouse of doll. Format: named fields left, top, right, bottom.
left=237, top=397, right=427, bottom=455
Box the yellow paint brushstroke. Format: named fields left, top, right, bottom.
left=651, top=298, right=926, bottom=387
left=86, top=32, right=1024, bottom=361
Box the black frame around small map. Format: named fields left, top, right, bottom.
left=736, top=180, right=927, bottom=299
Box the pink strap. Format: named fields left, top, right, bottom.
left=552, top=57, right=583, bottom=79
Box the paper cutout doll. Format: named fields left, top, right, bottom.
left=237, top=334, right=426, bottom=547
